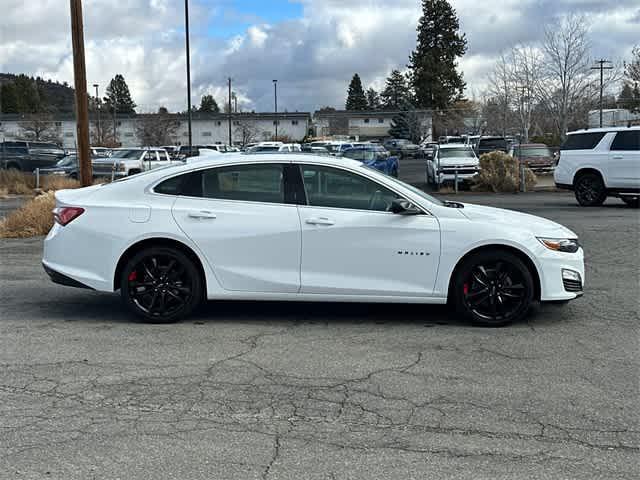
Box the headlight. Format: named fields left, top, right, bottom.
left=117, top=163, right=126, bottom=172
left=537, top=237, right=580, bottom=253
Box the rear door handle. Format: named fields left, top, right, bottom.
left=612, top=155, right=623, bottom=159
left=306, top=217, right=335, bottom=226
left=188, top=210, right=217, bottom=219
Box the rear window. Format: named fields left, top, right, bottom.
left=561, top=132, right=606, bottom=151
left=610, top=131, right=640, bottom=151
left=479, top=138, right=507, bottom=149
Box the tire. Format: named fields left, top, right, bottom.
left=574, top=172, right=606, bottom=206
left=621, top=196, right=639, bottom=208
left=69, top=172, right=78, bottom=180
left=120, top=246, right=203, bottom=323
left=128, top=169, right=141, bottom=176
left=452, top=250, right=535, bottom=327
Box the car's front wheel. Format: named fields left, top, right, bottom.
left=120, top=247, right=203, bottom=323
left=452, top=250, right=534, bottom=327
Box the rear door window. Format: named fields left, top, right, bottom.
left=610, top=131, right=640, bottom=151
left=561, top=132, right=606, bottom=150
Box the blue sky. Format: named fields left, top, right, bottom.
left=205, top=0, right=303, bottom=38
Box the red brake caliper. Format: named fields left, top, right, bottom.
left=463, top=283, right=469, bottom=295
left=128, top=271, right=137, bottom=282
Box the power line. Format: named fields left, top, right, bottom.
left=591, top=59, right=614, bottom=128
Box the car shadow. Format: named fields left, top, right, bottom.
left=37, top=290, right=550, bottom=329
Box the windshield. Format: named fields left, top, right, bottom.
left=361, top=165, right=444, bottom=206
left=439, top=148, right=476, bottom=158
left=254, top=146, right=280, bottom=152
left=111, top=149, right=143, bottom=159
left=56, top=155, right=77, bottom=167
left=516, top=147, right=552, bottom=157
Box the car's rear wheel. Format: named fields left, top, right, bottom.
left=120, top=247, right=202, bottom=323
left=621, top=196, right=639, bottom=208
left=574, top=172, right=606, bottom=206
left=452, top=250, right=534, bottom=327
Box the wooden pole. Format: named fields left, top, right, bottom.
left=70, top=0, right=92, bottom=186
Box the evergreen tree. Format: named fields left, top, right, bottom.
left=380, top=70, right=411, bottom=110
left=366, top=88, right=380, bottom=110
left=1, top=83, right=20, bottom=113
left=103, top=74, right=136, bottom=114
left=388, top=100, right=422, bottom=142
left=345, top=74, right=368, bottom=110
left=199, top=94, right=220, bottom=113
left=408, top=0, right=467, bottom=109
left=619, top=83, right=640, bottom=113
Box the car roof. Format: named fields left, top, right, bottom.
left=568, top=126, right=640, bottom=134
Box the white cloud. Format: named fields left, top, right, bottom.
left=0, top=0, right=637, bottom=112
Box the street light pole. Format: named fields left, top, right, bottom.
left=93, top=83, right=100, bottom=144
left=273, top=79, right=278, bottom=140
left=228, top=77, right=232, bottom=146
left=184, top=0, right=193, bottom=149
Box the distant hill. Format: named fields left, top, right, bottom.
left=0, top=73, right=76, bottom=114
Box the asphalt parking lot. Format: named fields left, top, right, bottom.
left=0, top=191, right=638, bottom=479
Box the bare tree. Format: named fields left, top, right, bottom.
left=538, top=14, right=594, bottom=139
left=625, top=45, right=640, bottom=83
left=134, top=112, right=180, bottom=146
left=487, top=53, right=515, bottom=137
left=233, top=119, right=261, bottom=147
left=19, top=114, right=61, bottom=142
left=510, top=46, right=544, bottom=142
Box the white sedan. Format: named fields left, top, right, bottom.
left=43, top=154, right=584, bottom=326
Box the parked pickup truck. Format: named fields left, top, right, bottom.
left=383, top=139, right=420, bottom=158
left=0, top=141, right=65, bottom=171
left=92, top=148, right=176, bottom=178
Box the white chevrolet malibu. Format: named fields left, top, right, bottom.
left=43, top=154, right=584, bottom=326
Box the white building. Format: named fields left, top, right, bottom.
left=588, top=109, right=640, bottom=128
left=312, top=110, right=433, bottom=141
left=0, top=112, right=311, bottom=148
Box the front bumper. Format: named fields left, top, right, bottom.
left=437, top=172, right=478, bottom=184
left=537, top=247, right=585, bottom=302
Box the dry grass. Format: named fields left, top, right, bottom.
left=41, top=176, right=80, bottom=191
left=472, top=151, right=537, bottom=193
left=0, top=191, right=56, bottom=238
left=0, top=169, right=35, bottom=195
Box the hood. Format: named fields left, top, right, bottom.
left=459, top=203, right=577, bottom=237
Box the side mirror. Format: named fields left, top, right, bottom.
left=390, top=199, right=421, bottom=215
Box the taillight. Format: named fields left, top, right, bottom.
left=53, top=207, right=85, bottom=226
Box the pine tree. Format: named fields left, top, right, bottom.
left=103, top=74, right=136, bottom=114
left=199, top=94, right=220, bottom=113
left=381, top=70, right=411, bottom=110
left=345, top=74, right=368, bottom=110
left=388, top=100, right=422, bottom=142
left=408, top=0, right=467, bottom=109
left=1, top=83, right=20, bottom=113
left=366, top=88, right=380, bottom=110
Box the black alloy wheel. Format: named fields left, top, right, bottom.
left=453, top=251, right=534, bottom=327
left=574, top=172, right=606, bottom=206
left=121, top=247, right=202, bottom=323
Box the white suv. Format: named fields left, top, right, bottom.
left=554, top=127, right=639, bottom=207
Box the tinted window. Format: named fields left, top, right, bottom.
left=300, top=165, right=399, bottom=212
left=610, top=131, right=640, bottom=151
left=561, top=132, right=606, bottom=150
left=479, top=138, right=507, bottom=149
left=176, top=164, right=284, bottom=203
left=155, top=175, right=184, bottom=195
left=439, top=148, right=476, bottom=158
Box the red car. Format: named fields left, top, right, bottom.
left=509, top=143, right=556, bottom=173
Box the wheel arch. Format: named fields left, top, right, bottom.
left=572, top=167, right=604, bottom=187
left=113, top=237, right=207, bottom=295
left=446, top=244, right=542, bottom=303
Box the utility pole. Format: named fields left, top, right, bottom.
left=591, top=59, right=613, bottom=128
left=228, top=78, right=232, bottom=146
left=69, top=0, right=92, bottom=186
left=273, top=79, right=278, bottom=140
left=184, top=0, right=193, bottom=149
left=93, top=84, right=100, bottom=144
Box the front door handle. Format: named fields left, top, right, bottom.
left=188, top=210, right=217, bottom=219
left=306, top=217, right=335, bottom=226
left=612, top=155, right=623, bottom=159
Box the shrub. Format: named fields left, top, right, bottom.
left=472, top=151, right=537, bottom=193
left=0, top=191, right=56, bottom=238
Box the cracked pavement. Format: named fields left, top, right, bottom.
left=0, top=192, right=638, bottom=479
